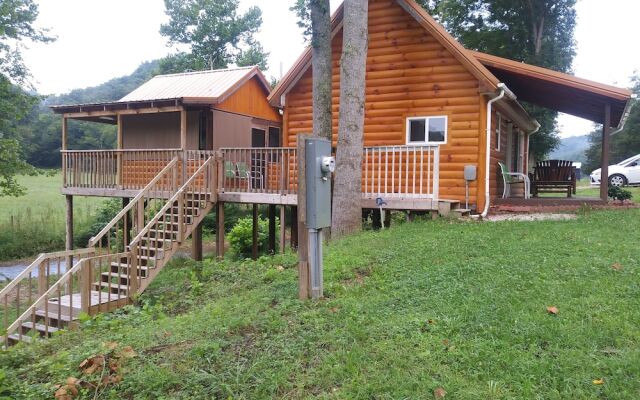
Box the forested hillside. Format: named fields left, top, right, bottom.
left=15, top=61, right=159, bottom=168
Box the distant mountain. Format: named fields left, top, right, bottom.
left=43, top=60, right=160, bottom=107
left=549, top=135, right=590, bottom=163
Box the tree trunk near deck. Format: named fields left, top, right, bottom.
left=331, top=0, right=368, bottom=238
left=310, top=0, right=333, bottom=142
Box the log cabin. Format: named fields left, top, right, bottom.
left=1, top=0, right=633, bottom=346
left=269, top=0, right=633, bottom=214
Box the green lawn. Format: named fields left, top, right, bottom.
left=0, top=172, right=101, bottom=223
left=2, top=210, right=639, bottom=399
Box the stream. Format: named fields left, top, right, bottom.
left=0, top=259, right=68, bottom=281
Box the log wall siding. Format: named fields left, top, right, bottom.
left=216, top=77, right=281, bottom=123
left=283, top=0, right=483, bottom=204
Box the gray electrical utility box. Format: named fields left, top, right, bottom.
left=305, top=138, right=334, bottom=229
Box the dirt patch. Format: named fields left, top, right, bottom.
left=485, top=213, right=577, bottom=222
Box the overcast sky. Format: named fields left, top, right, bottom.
left=22, top=0, right=639, bottom=138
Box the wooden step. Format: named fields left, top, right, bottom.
left=92, top=281, right=129, bottom=295
left=110, top=263, right=149, bottom=277
left=21, top=321, right=59, bottom=337
left=101, top=272, right=130, bottom=285
left=34, top=309, right=73, bottom=325
left=7, top=333, right=33, bottom=344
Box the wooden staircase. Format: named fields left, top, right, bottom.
left=1, top=156, right=218, bottom=347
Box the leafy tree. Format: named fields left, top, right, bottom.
left=159, top=0, right=269, bottom=73
left=415, top=0, right=577, bottom=160
left=0, top=138, right=38, bottom=196
left=584, top=74, right=640, bottom=174
left=0, top=0, right=54, bottom=195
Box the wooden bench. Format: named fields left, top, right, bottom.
left=529, top=160, right=577, bottom=197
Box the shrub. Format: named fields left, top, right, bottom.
left=201, top=203, right=246, bottom=234
left=227, top=216, right=279, bottom=259
left=75, top=199, right=121, bottom=247
left=608, top=186, right=633, bottom=202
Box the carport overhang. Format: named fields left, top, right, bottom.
left=470, top=50, right=635, bottom=202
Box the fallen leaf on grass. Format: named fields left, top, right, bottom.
left=593, top=379, right=604, bottom=385
left=611, top=263, right=623, bottom=271
left=434, top=387, right=447, bottom=398
left=329, top=307, right=339, bottom=313
left=119, top=346, right=137, bottom=359
left=80, top=356, right=105, bottom=375
left=546, top=306, right=559, bottom=315
left=276, top=265, right=285, bottom=271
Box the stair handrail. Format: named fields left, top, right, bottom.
left=88, top=157, right=180, bottom=248
left=0, top=248, right=95, bottom=301
left=3, top=252, right=129, bottom=345
left=129, top=156, right=216, bottom=248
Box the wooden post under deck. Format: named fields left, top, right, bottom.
left=216, top=202, right=225, bottom=259
left=600, top=103, right=612, bottom=202
left=290, top=206, right=298, bottom=249
left=65, top=195, right=74, bottom=274
left=65, top=195, right=73, bottom=251
left=122, top=197, right=130, bottom=246
left=192, top=221, right=203, bottom=261
left=280, top=206, right=286, bottom=254
left=268, top=205, right=276, bottom=254
left=252, top=204, right=259, bottom=260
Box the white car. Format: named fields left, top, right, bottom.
left=590, top=154, right=640, bottom=187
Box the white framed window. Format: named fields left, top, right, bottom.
left=406, top=115, right=447, bottom=145
left=495, top=112, right=502, bottom=151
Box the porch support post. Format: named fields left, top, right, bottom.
left=116, top=114, right=123, bottom=187
left=268, top=204, right=276, bottom=254
left=252, top=204, right=259, bottom=260
left=62, top=117, right=68, bottom=186
left=216, top=202, right=225, bottom=259
left=280, top=206, right=286, bottom=254
left=180, top=109, right=187, bottom=150
left=600, top=103, right=611, bottom=202
left=192, top=221, right=203, bottom=261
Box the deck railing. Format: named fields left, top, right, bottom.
left=62, top=146, right=439, bottom=200
left=363, top=145, right=439, bottom=199
left=62, top=149, right=183, bottom=190
left=219, top=147, right=298, bottom=195
left=219, top=145, right=439, bottom=199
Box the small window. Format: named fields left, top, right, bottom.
left=495, top=113, right=502, bottom=151
left=406, top=116, right=447, bottom=145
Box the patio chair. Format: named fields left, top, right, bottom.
left=236, top=162, right=264, bottom=190
left=529, top=160, right=576, bottom=197
left=499, top=162, right=530, bottom=199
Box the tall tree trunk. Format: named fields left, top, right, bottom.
left=331, top=0, right=368, bottom=238
left=310, top=0, right=332, bottom=141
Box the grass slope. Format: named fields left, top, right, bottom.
left=2, top=210, right=639, bottom=399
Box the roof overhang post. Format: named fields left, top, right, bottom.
left=600, top=103, right=612, bottom=202
left=116, top=113, right=123, bottom=188
left=180, top=108, right=187, bottom=150
left=62, top=116, right=68, bottom=186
